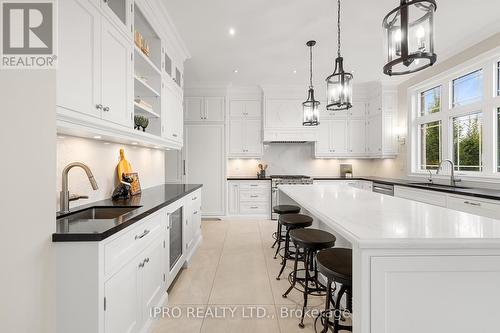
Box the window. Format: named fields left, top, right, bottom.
left=420, top=86, right=441, bottom=116
left=452, top=70, right=483, bottom=107
left=420, top=121, right=441, bottom=170
left=452, top=113, right=483, bottom=172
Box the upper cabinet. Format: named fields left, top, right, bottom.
left=56, top=0, right=189, bottom=150
left=184, top=97, right=225, bottom=122
left=228, top=99, right=263, bottom=158
left=313, top=83, right=397, bottom=159
left=57, top=0, right=132, bottom=128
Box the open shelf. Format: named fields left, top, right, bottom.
left=134, top=45, right=161, bottom=77
left=134, top=75, right=160, bottom=97
left=134, top=101, right=160, bottom=118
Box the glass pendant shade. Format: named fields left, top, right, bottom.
left=303, top=88, right=320, bottom=126
left=326, top=57, right=353, bottom=111
left=383, top=0, right=437, bottom=76
left=302, top=40, right=320, bottom=126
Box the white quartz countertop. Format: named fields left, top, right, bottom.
left=279, top=184, right=500, bottom=249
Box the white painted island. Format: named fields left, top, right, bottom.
left=279, top=184, right=500, bottom=333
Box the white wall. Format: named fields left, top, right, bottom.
left=56, top=136, right=166, bottom=211
left=0, top=71, right=56, bottom=333
left=227, top=143, right=377, bottom=177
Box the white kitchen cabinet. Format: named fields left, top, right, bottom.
left=57, top=0, right=101, bottom=118
left=446, top=195, right=500, bottom=220
left=184, top=191, right=202, bottom=254
left=394, top=186, right=447, bottom=207
left=185, top=124, right=225, bottom=216
left=227, top=180, right=271, bottom=217
left=184, top=97, right=225, bottom=122
left=315, top=119, right=348, bottom=157
left=205, top=97, right=225, bottom=121
left=139, top=235, right=164, bottom=328
left=104, top=258, right=139, bottom=333
left=101, top=18, right=133, bottom=127
left=228, top=119, right=263, bottom=157
left=100, top=0, right=132, bottom=36
left=367, top=114, right=383, bottom=155
left=58, top=0, right=132, bottom=128
left=162, top=82, right=183, bottom=144
left=349, top=118, right=367, bottom=155
left=230, top=100, right=261, bottom=118
left=366, top=86, right=397, bottom=157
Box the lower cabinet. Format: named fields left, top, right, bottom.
left=227, top=180, right=271, bottom=217
left=313, top=180, right=373, bottom=191
left=394, top=185, right=500, bottom=219
left=55, top=189, right=202, bottom=333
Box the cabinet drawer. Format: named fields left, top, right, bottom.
left=239, top=202, right=269, bottom=214
left=239, top=182, right=270, bottom=190
left=187, top=190, right=201, bottom=209
left=394, top=186, right=447, bottom=207
left=239, top=189, right=269, bottom=202
left=447, top=195, right=500, bottom=219
left=104, top=211, right=163, bottom=275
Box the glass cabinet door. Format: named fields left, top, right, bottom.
left=169, top=207, right=183, bottom=270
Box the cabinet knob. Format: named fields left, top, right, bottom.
left=172, top=133, right=178, bottom=137
left=96, top=104, right=103, bottom=110
left=103, top=106, right=110, bottom=112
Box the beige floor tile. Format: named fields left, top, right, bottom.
left=168, top=266, right=217, bottom=305
left=151, top=305, right=204, bottom=333
left=201, top=305, right=279, bottom=333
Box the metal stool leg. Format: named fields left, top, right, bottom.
left=333, top=285, right=347, bottom=333
left=299, top=248, right=310, bottom=328
left=320, top=277, right=333, bottom=333
left=273, top=222, right=282, bottom=258
left=276, top=227, right=290, bottom=280
left=282, top=242, right=299, bottom=298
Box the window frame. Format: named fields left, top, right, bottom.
left=408, top=46, right=500, bottom=181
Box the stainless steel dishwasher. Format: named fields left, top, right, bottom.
left=372, top=182, right=394, bottom=196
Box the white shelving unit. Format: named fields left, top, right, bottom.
left=134, top=101, right=160, bottom=118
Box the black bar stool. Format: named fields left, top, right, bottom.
left=316, top=248, right=352, bottom=333
left=283, top=228, right=337, bottom=328
left=272, top=205, right=301, bottom=259
left=276, top=213, right=313, bottom=280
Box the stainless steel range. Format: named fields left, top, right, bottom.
left=270, top=175, right=313, bottom=220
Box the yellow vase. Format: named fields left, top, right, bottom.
left=117, top=148, right=133, bottom=182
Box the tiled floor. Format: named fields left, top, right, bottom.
left=152, top=219, right=336, bottom=333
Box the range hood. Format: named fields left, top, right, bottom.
left=263, top=129, right=317, bottom=143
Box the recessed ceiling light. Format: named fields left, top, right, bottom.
left=153, top=146, right=160, bottom=149
left=93, top=135, right=102, bottom=139
left=131, top=142, right=138, bottom=145
left=103, top=142, right=110, bottom=145
left=228, top=27, right=236, bottom=36
left=292, top=70, right=297, bottom=74
left=57, top=135, right=65, bottom=139
left=233, top=69, right=238, bottom=73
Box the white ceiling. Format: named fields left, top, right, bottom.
left=162, top=0, right=500, bottom=87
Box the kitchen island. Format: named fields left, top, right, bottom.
left=279, top=184, right=500, bottom=333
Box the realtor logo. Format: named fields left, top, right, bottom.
left=1, top=0, right=57, bottom=68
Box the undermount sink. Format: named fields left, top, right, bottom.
left=59, top=206, right=141, bottom=221
left=407, top=182, right=469, bottom=190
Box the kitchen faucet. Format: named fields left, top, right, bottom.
left=436, top=159, right=461, bottom=187
left=60, top=162, right=99, bottom=213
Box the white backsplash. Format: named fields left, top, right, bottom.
left=56, top=136, right=165, bottom=211
left=227, top=143, right=384, bottom=177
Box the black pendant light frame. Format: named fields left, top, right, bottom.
left=303, top=40, right=320, bottom=126
left=326, top=0, right=353, bottom=111
left=383, top=0, right=437, bottom=76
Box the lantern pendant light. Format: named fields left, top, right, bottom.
left=382, top=0, right=437, bottom=76
left=326, top=0, right=353, bottom=111
left=302, top=40, right=320, bottom=126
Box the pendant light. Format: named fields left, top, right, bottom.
left=326, top=0, right=353, bottom=111
left=302, top=40, right=320, bottom=126
left=382, top=0, right=437, bottom=76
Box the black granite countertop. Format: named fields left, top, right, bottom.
left=53, top=184, right=202, bottom=242
left=314, top=176, right=500, bottom=201
left=227, top=177, right=271, bottom=180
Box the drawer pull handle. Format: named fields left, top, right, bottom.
left=192, top=196, right=198, bottom=200
left=135, top=229, right=150, bottom=240
left=250, top=184, right=258, bottom=187
left=464, top=201, right=481, bottom=207
left=193, top=211, right=198, bottom=215
left=250, top=206, right=259, bottom=209
left=250, top=195, right=258, bottom=198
